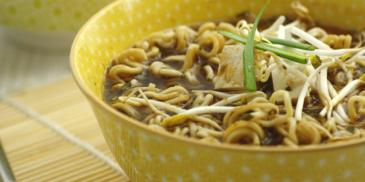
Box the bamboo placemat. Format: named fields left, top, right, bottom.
left=0, top=77, right=129, bottom=181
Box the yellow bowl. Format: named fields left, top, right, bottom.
left=71, top=0, right=365, bottom=181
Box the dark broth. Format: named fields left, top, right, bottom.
left=103, top=15, right=364, bottom=146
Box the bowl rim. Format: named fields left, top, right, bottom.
left=70, top=0, right=365, bottom=153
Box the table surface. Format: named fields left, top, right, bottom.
left=0, top=78, right=129, bottom=181
left=0, top=30, right=128, bottom=181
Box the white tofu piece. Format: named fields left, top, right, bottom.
left=214, top=44, right=304, bottom=98
left=271, top=66, right=304, bottom=98
left=214, top=45, right=245, bottom=89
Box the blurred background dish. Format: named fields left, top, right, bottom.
left=0, top=0, right=114, bottom=50
left=0, top=0, right=115, bottom=95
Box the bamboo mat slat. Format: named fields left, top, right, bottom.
left=0, top=103, right=29, bottom=129
left=0, top=77, right=129, bottom=181
left=9, top=78, right=115, bottom=158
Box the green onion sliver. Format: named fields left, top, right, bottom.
left=219, top=31, right=308, bottom=64
left=267, top=37, right=316, bottom=51
left=242, top=0, right=271, bottom=92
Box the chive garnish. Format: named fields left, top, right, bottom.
left=243, top=0, right=271, bottom=91
left=219, top=31, right=308, bottom=64
left=267, top=37, right=316, bottom=50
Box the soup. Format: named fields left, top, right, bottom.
left=104, top=2, right=365, bottom=147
